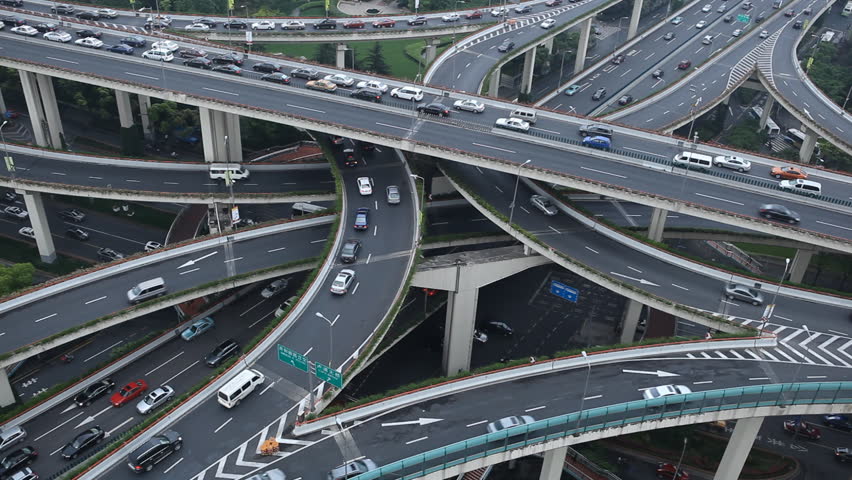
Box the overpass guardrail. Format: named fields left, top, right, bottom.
left=353, top=381, right=852, bottom=480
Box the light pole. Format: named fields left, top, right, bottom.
left=558, top=49, right=572, bottom=92
left=576, top=351, right=591, bottom=430
left=410, top=174, right=426, bottom=230
left=315, top=312, right=335, bottom=366
left=673, top=437, right=688, bottom=479
left=0, top=121, right=13, bottom=182
left=842, top=83, right=852, bottom=113
left=508, top=159, right=532, bottom=226
left=759, top=257, right=791, bottom=335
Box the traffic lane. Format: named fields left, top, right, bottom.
left=451, top=163, right=852, bottom=330
left=571, top=199, right=755, bottom=230
left=0, top=224, right=329, bottom=354
left=284, top=358, right=852, bottom=479
left=426, top=203, right=501, bottom=236
left=17, top=275, right=307, bottom=478
left=410, top=119, right=852, bottom=241
left=7, top=37, right=850, bottom=240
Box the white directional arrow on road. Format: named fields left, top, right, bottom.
left=610, top=272, right=660, bottom=287
left=178, top=251, right=218, bottom=269
left=74, top=405, right=112, bottom=429
left=622, top=369, right=679, bottom=377
left=381, top=418, right=443, bottom=427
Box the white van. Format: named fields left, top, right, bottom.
left=217, top=368, right=265, bottom=408
left=127, top=277, right=167, bottom=304
left=672, top=152, right=713, bottom=171
left=290, top=202, right=327, bottom=218
left=510, top=107, right=537, bottom=124
left=209, top=164, right=250, bottom=181
left=779, top=178, right=822, bottom=196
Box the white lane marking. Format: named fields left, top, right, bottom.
left=472, top=142, right=517, bottom=153
left=466, top=420, right=487, bottom=427
left=431, top=222, right=449, bottom=226
left=83, top=341, right=123, bottom=363
left=519, top=206, right=530, bottom=214
left=548, top=226, right=561, bottom=234
left=829, top=329, right=849, bottom=336
left=373, top=225, right=378, bottom=236
left=223, top=257, right=243, bottom=263
left=532, top=127, right=561, bottom=135
left=85, top=296, right=107, bottom=305
left=525, top=405, right=546, bottom=412
left=807, top=375, right=828, bottom=379
left=406, top=436, right=428, bottom=445
left=146, top=351, right=184, bottom=376
left=376, top=122, right=412, bottom=132
left=163, top=458, right=184, bottom=474
left=749, top=377, right=770, bottom=381
left=47, top=56, right=79, bottom=64
left=214, top=418, right=233, bottom=433
left=816, top=221, right=852, bottom=232
left=627, top=266, right=642, bottom=274
left=286, top=103, right=325, bottom=114
left=366, top=253, right=372, bottom=264
left=694, top=193, right=744, bottom=205
left=163, top=181, right=179, bottom=185
left=180, top=268, right=200, bottom=275
left=203, top=87, right=239, bottom=96
left=671, top=283, right=689, bottom=291
left=106, top=417, right=134, bottom=436
left=259, top=379, right=277, bottom=396
left=267, top=247, right=286, bottom=252
left=125, top=72, right=158, bottom=80
left=692, top=380, right=713, bottom=385
left=51, top=172, right=66, bottom=176
left=163, top=360, right=200, bottom=384
left=352, top=282, right=360, bottom=295
left=624, top=147, right=665, bottom=157
left=585, top=246, right=599, bottom=254
left=89, top=176, right=103, bottom=180
left=584, top=395, right=603, bottom=400
left=34, top=411, right=84, bottom=442
left=35, top=313, right=57, bottom=323
left=580, top=166, right=627, bottom=178
left=310, top=239, right=326, bottom=244
left=495, top=186, right=504, bottom=193
left=774, top=315, right=793, bottom=322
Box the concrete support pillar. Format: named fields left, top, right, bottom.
left=0, top=87, right=6, bottom=115
left=520, top=48, right=537, bottom=95
left=336, top=43, right=347, bottom=69
left=19, top=190, right=56, bottom=263
left=648, top=207, right=668, bottom=242
left=199, top=107, right=240, bottom=163
left=721, top=95, right=730, bottom=106
left=0, top=369, right=14, bottom=408
left=759, top=96, right=774, bottom=130
left=115, top=90, right=134, bottom=129
left=712, top=416, right=765, bottom=480
left=574, top=18, right=592, bottom=75
left=789, top=249, right=815, bottom=284
left=488, top=67, right=501, bottom=98
left=18, top=71, right=49, bottom=148
left=35, top=74, right=64, bottom=150
left=444, top=286, right=479, bottom=376
left=619, top=299, right=643, bottom=343
left=799, top=128, right=818, bottom=164
left=542, top=37, right=554, bottom=55
left=199, top=107, right=218, bottom=163
left=224, top=113, right=242, bottom=163
left=539, top=446, right=568, bottom=480
left=627, top=0, right=644, bottom=40
left=425, top=38, right=441, bottom=64
left=138, top=95, right=152, bottom=137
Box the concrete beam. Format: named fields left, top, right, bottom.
left=627, top=0, right=643, bottom=40
left=425, top=38, right=441, bottom=65
left=539, top=446, right=568, bottom=480
left=336, top=43, right=347, bottom=69
left=520, top=49, right=537, bottom=95
left=224, top=112, right=243, bottom=163
left=199, top=107, right=219, bottom=163
left=18, top=71, right=49, bottom=148
left=200, top=107, right=240, bottom=163
left=488, top=68, right=501, bottom=98
left=713, top=416, right=765, bottom=480
left=116, top=90, right=134, bottom=129
left=138, top=94, right=152, bottom=138
left=0, top=369, right=14, bottom=408
left=575, top=18, right=592, bottom=75
left=19, top=190, right=56, bottom=263
left=620, top=299, right=643, bottom=343
left=647, top=207, right=668, bottom=242
left=35, top=74, right=64, bottom=150
left=759, top=96, right=774, bottom=131
left=411, top=246, right=550, bottom=290
left=443, top=287, right=478, bottom=375
left=789, top=248, right=815, bottom=284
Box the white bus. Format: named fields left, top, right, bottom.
left=785, top=128, right=822, bottom=156
left=750, top=106, right=781, bottom=135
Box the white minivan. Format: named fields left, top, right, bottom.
left=672, top=152, right=713, bottom=171
left=217, top=368, right=265, bottom=408
left=209, top=164, right=250, bottom=181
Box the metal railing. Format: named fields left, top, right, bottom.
left=353, top=382, right=852, bottom=480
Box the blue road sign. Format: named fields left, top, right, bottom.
left=550, top=280, right=579, bottom=303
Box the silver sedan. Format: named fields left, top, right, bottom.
left=136, top=385, right=175, bottom=414
left=453, top=99, right=485, bottom=113
left=725, top=283, right=764, bottom=306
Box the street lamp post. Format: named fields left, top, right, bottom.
left=315, top=312, right=335, bottom=366
left=558, top=49, right=572, bottom=93
left=842, top=83, right=852, bottom=113
left=759, top=257, right=791, bottom=335
left=410, top=174, right=426, bottom=230
left=508, top=159, right=532, bottom=226
left=674, top=437, right=688, bottom=479
left=576, top=351, right=591, bottom=430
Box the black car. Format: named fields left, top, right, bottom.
left=205, top=339, right=240, bottom=367
left=178, top=47, right=207, bottom=58
left=343, top=148, right=357, bottom=166
left=66, top=228, right=89, bottom=241
left=121, top=36, right=146, bottom=47
left=50, top=4, right=75, bottom=14
left=34, top=23, right=58, bottom=33
left=290, top=67, right=320, bottom=80
left=350, top=88, right=383, bottom=102
left=824, top=415, right=852, bottom=431
left=76, top=29, right=102, bottom=39
left=314, top=18, right=337, bottom=29
left=126, top=430, right=181, bottom=473
left=0, top=446, right=37, bottom=477
left=107, top=44, right=134, bottom=55
left=758, top=204, right=800, bottom=224
left=340, top=239, right=361, bottom=263
left=74, top=379, right=115, bottom=407
left=61, top=426, right=104, bottom=459
left=211, top=52, right=244, bottom=65
left=76, top=10, right=100, bottom=20
left=97, top=248, right=124, bottom=262
left=417, top=102, right=450, bottom=117
left=793, top=20, right=803, bottom=29
left=592, top=87, right=607, bottom=100
left=0, top=0, right=24, bottom=6
left=213, top=64, right=242, bottom=75
left=261, top=72, right=291, bottom=84
left=252, top=62, right=281, bottom=73
left=223, top=19, right=247, bottom=29
left=59, top=208, right=85, bottom=222
left=482, top=321, right=514, bottom=336
left=497, top=40, right=515, bottom=52
left=184, top=57, right=213, bottom=69
left=193, top=18, right=217, bottom=28
left=723, top=14, right=733, bottom=22
left=0, top=16, right=26, bottom=27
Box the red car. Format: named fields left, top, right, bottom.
left=110, top=380, right=148, bottom=407
left=372, top=19, right=396, bottom=28
left=770, top=166, right=807, bottom=180
left=677, top=59, right=692, bottom=70
left=656, top=463, right=690, bottom=480
left=343, top=20, right=366, bottom=29
left=783, top=419, right=821, bottom=440
left=465, top=10, right=483, bottom=19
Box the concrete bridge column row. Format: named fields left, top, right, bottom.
left=19, top=190, right=56, bottom=263
left=574, top=18, right=593, bottom=76
left=199, top=107, right=243, bottom=164
left=19, top=71, right=64, bottom=150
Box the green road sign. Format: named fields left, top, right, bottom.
left=315, top=362, right=343, bottom=388
left=277, top=344, right=308, bottom=372
left=737, top=14, right=750, bottom=23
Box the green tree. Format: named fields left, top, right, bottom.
left=315, top=43, right=337, bottom=66
left=364, top=43, right=391, bottom=75
left=0, top=263, right=34, bottom=296
left=147, top=101, right=198, bottom=136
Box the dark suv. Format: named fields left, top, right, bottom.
left=126, top=430, right=182, bottom=473
left=351, top=88, right=383, bottom=102
left=74, top=379, right=115, bottom=407
left=205, top=339, right=239, bottom=367
left=340, top=239, right=361, bottom=263
left=211, top=52, right=244, bottom=66
left=314, top=18, right=337, bottom=29
left=0, top=16, right=26, bottom=27
left=0, top=0, right=24, bottom=7
left=579, top=124, right=613, bottom=137
left=50, top=4, right=75, bottom=14
left=76, top=10, right=100, bottom=20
